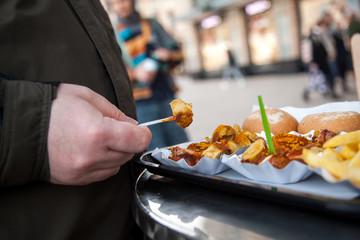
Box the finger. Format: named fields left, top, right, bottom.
left=82, top=88, right=138, bottom=125
left=104, top=118, right=152, bottom=153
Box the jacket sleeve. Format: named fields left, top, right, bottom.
left=0, top=78, right=57, bottom=186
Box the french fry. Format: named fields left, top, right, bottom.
left=349, top=151, right=360, bottom=167
left=303, top=130, right=360, bottom=186
left=347, top=142, right=360, bottom=152
left=348, top=167, right=360, bottom=187
left=321, top=148, right=348, bottom=179
left=340, top=145, right=357, bottom=160
left=323, top=130, right=360, bottom=148
left=302, top=148, right=323, bottom=168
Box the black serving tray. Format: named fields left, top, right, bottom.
left=135, top=151, right=360, bottom=219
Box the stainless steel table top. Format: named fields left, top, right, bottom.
left=132, top=170, right=360, bottom=240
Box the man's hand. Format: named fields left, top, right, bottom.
left=47, top=84, right=152, bottom=185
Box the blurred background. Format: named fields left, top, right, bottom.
left=102, top=0, right=360, bottom=141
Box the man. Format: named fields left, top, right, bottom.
left=0, top=1, right=151, bottom=239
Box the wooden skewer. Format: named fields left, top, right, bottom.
left=138, top=116, right=176, bottom=126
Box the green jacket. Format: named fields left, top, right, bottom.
left=0, top=0, right=141, bottom=239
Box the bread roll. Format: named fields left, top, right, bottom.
left=242, top=108, right=298, bottom=134
left=298, top=111, right=360, bottom=134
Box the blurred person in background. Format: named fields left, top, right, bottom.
left=312, top=19, right=338, bottom=98
left=302, top=24, right=337, bottom=101
left=318, top=14, right=338, bottom=87
left=109, top=0, right=189, bottom=150
left=333, top=22, right=349, bottom=93
left=220, top=48, right=246, bottom=90
left=302, top=27, right=328, bottom=101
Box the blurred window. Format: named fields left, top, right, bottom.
left=248, top=12, right=280, bottom=65
left=198, top=21, right=229, bottom=71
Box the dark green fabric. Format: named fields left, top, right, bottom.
left=0, top=0, right=142, bottom=239
left=0, top=79, right=53, bottom=185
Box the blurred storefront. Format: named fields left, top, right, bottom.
left=170, top=0, right=301, bottom=77
left=117, top=0, right=360, bottom=78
